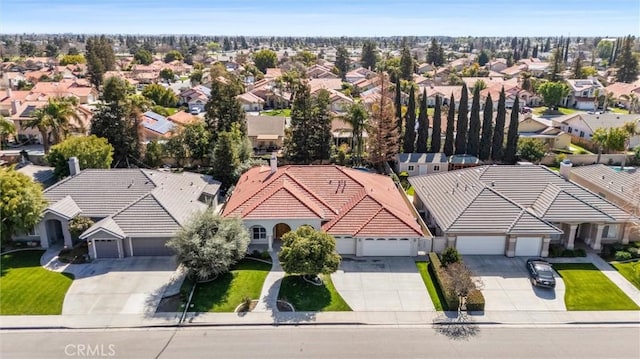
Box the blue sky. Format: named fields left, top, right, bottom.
left=2, top=0, right=638, bottom=36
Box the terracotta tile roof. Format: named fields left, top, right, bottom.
left=223, top=165, right=424, bottom=237
left=168, top=111, right=200, bottom=126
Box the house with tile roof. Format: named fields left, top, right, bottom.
left=223, top=163, right=428, bottom=256
left=409, top=165, right=637, bottom=257
left=32, top=160, right=221, bottom=259
left=246, top=115, right=286, bottom=153
left=557, top=113, right=640, bottom=148
left=563, top=78, right=605, bottom=111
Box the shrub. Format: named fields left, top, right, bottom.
left=465, top=289, right=485, bottom=312
left=428, top=252, right=458, bottom=311
left=626, top=247, right=639, bottom=257
left=260, top=251, right=271, bottom=260
left=548, top=244, right=563, bottom=258
left=68, top=216, right=94, bottom=239
left=615, top=251, right=633, bottom=261
left=574, top=248, right=587, bottom=257
left=441, top=247, right=461, bottom=266
left=561, top=249, right=575, bottom=257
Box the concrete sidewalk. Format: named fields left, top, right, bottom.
left=2, top=310, right=639, bottom=330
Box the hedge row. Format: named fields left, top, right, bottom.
left=428, top=252, right=485, bottom=312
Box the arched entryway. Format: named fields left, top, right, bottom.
left=273, top=223, right=291, bottom=241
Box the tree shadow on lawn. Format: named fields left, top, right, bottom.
left=0, top=250, right=45, bottom=277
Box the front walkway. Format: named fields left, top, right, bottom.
left=253, top=249, right=285, bottom=313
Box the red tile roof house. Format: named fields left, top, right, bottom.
left=222, top=162, right=429, bottom=256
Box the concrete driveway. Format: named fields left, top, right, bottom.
left=62, top=257, right=178, bottom=315
left=331, top=257, right=434, bottom=311
left=464, top=256, right=566, bottom=311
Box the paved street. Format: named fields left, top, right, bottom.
left=62, top=257, right=178, bottom=315
left=464, top=256, right=567, bottom=311
left=2, top=325, right=639, bottom=359
left=332, top=257, right=434, bottom=311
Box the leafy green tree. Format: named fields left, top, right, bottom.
left=491, top=88, right=507, bottom=162
left=615, top=36, right=639, bottom=83
left=68, top=216, right=94, bottom=240
left=426, top=38, right=444, bottom=66
left=134, top=49, right=153, bottom=65
left=252, top=49, right=277, bottom=74
left=167, top=210, right=250, bottom=281
left=443, top=94, right=456, bottom=156
left=503, top=97, right=520, bottom=164
left=0, top=115, right=16, bottom=149
left=144, top=140, right=164, bottom=168
left=86, top=36, right=116, bottom=87
left=537, top=81, right=570, bottom=111
left=60, top=54, right=86, bottom=65
left=416, top=88, right=429, bottom=153
left=190, top=70, right=203, bottom=85
left=0, top=167, right=47, bottom=245
left=90, top=102, right=142, bottom=167
left=430, top=95, right=442, bottom=153
left=19, top=42, right=37, bottom=57
left=165, top=133, right=189, bottom=167
left=204, top=78, right=246, bottom=142
left=211, top=130, right=240, bottom=189
left=46, top=135, right=113, bottom=179
left=360, top=41, right=378, bottom=70
left=284, top=85, right=329, bottom=164
left=596, top=40, right=614, bottom=60
left=478, top=51, right=490, bottom=66
left=293, top=50, right=317, bottom=66
left=26, top=97, right=81, bottom=153
left=572, top=56, right=583, bottom=79
left=455, top=84, right=469, bottom=154
left=517, top=138, right=546, bottom=163
left=335, top=46, right=350, bottom=81
left=478, top=94, right=493, bottom=161
left=163, top=50, right=184, bottom=63
left=466, top=85, right=481, bottom=156
left=549, top=47, right=563, bottom=82
left=400, top=42, right=414, bottom=81
left=403, top=86, right=417, bottom=153
left=142, top=84, right=178, bottom=107
left=159, top=68, right=175, bottom=83
left=278, top=226, right=341, bottom=278
left=102, top=76, right=133, bottom=103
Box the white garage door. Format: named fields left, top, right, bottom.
left=335, top=237, right=356, bottom=255
left=456, top=236, right=506, bottom=255
left=515, top=237, right=542, bottom=256
left=360, top=238, right=413, bottom=256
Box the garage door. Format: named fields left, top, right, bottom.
left=456, top=236, right=505, bottom=255
left=94, top=239, right=119, bottom=258
left=515, top=237, right=542, bottom=256
left=360, top=238, right=413, bottom=256
left=131, top=238, right=174, bottom=256
left=335, top=237, right=356, bottom=255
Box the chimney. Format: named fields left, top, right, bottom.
left=6, top=88, right=12, bottom=98
left=68, top=157, right=80, bottom=176
left=11, top=100, right=20, bottom=115
left=270, top=152, right=277, bottom=174
left=559, top=159, right=573, bottom=179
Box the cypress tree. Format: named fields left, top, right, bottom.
left=403, top=86, right=416, bottom=153
left=504, top=97, right=520, bottom=164
left=615, top=36, right=639, bottom=83
left=443, top=94, right=456, bottom=156
left=454, top=84, right=469, bottom=154
left=395, top=81, right=403, bottom=136
left=491, top=88, right=506, bottom=162
left=430, top=95, right=442, bottom=153
left=532, top=44, right=538, bottom=59
left=416, top=88, right=429, bottom=153
left=478, top=94, right=493, bottom=161
left=466, top=86, right=481, bottom=156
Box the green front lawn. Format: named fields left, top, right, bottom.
left=187, top=259, right=272, bottom=312
left=611, top=261, right=640, bottom=290
left=261, top=108, right=291, bottom=117
left=533, top=106, right=581, bottom=116
left=569, top=143, right=594, bottom=155
left=278, top=274, right=351, bottom=311
left=553, top=263, right=639, bottom=311
left=416, top=261, right=445, bottom=311
left=0, top=250, right=74, bottom=315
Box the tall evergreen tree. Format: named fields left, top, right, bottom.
left=550, top=47, right=562, bottom=82
left=285, top=84, right=314, bottom=164
left=400, top=41, right=414, bottom=81
left=403, top=86, right=417, bottom=153
left=491, top=88, right=507, bottom=162
left=454, top=84, right=469, bottom=154
left=466, top=85, right=481, bottom=156
left=335, top=46, right=350, bottom=81
left=543, top=38, right=551, bottom=52
left=426, top=38, right=444, bottom=66
left=86, top=36, right=116, bottom=87
left=615, top=36, right=639, bottom=83
left=430, top=95, right=442, bottom=153
left=563, top=38, right=570, bottom=64
left=204, top=78, right=246, bottom=143
left=416, top=88, right=429, bottom=153
left=367, top=74, right=398, bottom=169
left=478, top=94, right=494, bottom=161
left=395, top=81, right=403, bottom=136
left=443, top=94, right=456, bottom=156
left=504, top=97, right=520, bottom=164
left=572, top=56, right=583, bottom=79
left=309, top=89, right=333, bottom=162
left=360, top=41, right=377, bottom=70
left=210, top=131, right=240, bottom=189
left=532, top=44, right=539, bottom=58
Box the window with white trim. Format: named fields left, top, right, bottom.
left=602, top=225, right=618, bottom=239
left=408, top=165, right=415, bottom=171
left=251, top=226, right=266, bottom=240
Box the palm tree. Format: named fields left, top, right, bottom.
left=0, top=115, right=16, bottom=149
left=592, top=128, right=609, bottom=164
left=342, top=101, right=369, bottom=166
left=620, top=93, right=640, bottom=114
left=26, top=97, right=81, bottom=153
left=621, top=121, right=639, bottom=167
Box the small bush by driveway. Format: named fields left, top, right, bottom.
left=464, top=256, right=566, bottom=311
left=0, top=250, right=73, bottom=315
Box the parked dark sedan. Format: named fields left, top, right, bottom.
left=526, top=258, right=556, bottom=288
